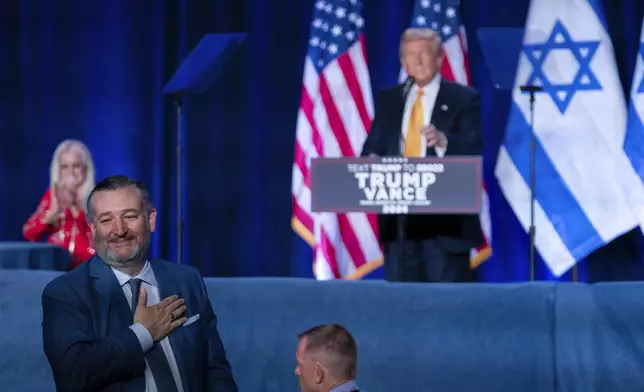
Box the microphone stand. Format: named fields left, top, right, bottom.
left=519, top=84, right=542, bottom=281
left=396, top=76, right=415, bottom=283
left=174, top=98, right=184, bottom=265
left=397, top=213, right=405, bottom=282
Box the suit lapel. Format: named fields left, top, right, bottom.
left=150, top=260, right=191, bottom=391
left=428, top=80, right=452, bottom=143
left=89, top=257, right=133, bottom=337
left=391, top=85, right=408, bottom=156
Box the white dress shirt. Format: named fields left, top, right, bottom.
left=112, top=261, right=185, bottom=392
left=400, top=74, right=447, bottom=157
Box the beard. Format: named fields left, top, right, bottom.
left=97, top=232, right=151, bottom=268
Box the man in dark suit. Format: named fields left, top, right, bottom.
left=361, top=28, right=484, bottom=283
left=41, top=175, right=238, bottom=392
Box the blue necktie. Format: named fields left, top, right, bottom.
left=130, top=278, right=179, bottom=392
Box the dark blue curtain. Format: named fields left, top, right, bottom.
left=1, top=0, right=643, bottom=281
left=0, top=0, right=179, bottom=261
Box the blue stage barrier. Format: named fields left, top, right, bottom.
left=0, top=242, right=70, bottom=271
left=1, top=269, right=643, bottom=391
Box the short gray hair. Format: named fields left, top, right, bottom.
left=399, top=27, right=443, bottom=58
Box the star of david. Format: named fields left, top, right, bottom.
left=522, top=20, right=601, bottom=114
left=637, top=43, right=644, bottom=93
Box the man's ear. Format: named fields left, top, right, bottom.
left=89, top=221, right=96, bottom=237
left=148, top=208, right=157, bottom=233
left=401, top=60, right=410, bottom=76
left=314, top=361, right=325, bottom=384
left=436, top=52, right=444, bottom=68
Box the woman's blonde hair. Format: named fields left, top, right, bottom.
left=49, top=139, right=96, bottom=212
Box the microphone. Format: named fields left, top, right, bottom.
left=402, top=76, right=415, bottom=99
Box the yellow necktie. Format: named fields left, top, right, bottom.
left=404, top=89, right=424, bottom=157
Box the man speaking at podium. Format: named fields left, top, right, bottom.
left=361, top=28, right=483, bottom=283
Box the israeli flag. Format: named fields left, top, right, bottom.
left=625, top=22, right=644, bottom=193
left=495, top=0, right=644, bottom=276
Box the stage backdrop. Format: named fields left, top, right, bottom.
left=0, top=0, right=643, bottom=281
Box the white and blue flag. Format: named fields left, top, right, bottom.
left=495, top=0, right=644, bottom=276
left=625, top=21, right=644, bottom=194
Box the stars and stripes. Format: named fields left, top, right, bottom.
left=402, top=0, right=470, bottom=86
left=291, top=0, right=382, bottom=280
left=401, top=0, right=492, bottom=267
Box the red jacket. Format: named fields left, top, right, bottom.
left=23, top=188, right=95, bottom=269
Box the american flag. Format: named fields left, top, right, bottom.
left=291, top=0, right=382, bottom=280
left=401, top=0, right=492, bottom=267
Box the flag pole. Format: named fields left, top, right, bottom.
left=572, top=264, right=578, bottom=282
left=520, top=84, right=543, bottom=282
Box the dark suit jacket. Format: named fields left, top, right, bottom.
left=361, top=79, right=484, bottom=251
left=41, top=256, right=238, bottom=392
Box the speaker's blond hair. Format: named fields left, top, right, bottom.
left=399, top=27, right=443, bottom=58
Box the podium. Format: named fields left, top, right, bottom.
left=311, top=155, right=482, bottom=280
left=311, top=156, right=483, bottom=214
left=163, top=33, right=245, bottom=264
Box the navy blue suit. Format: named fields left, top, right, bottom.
left=41, top=256, right=238, bottom=392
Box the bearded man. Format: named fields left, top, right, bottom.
left=41, top=175, right=238, bottom=392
